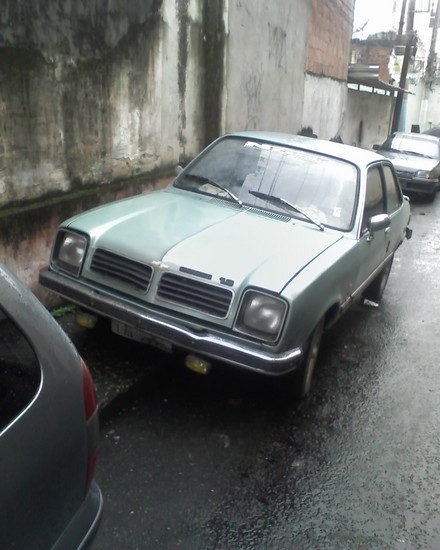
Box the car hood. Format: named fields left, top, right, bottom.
left=379, top=150, right=439, bottom=171
left=69, top=189, right=344, bottom=293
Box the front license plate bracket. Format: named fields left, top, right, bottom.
left=111, top=320, right=173, bottom=353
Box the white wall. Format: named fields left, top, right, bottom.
left=344, top=88, right=394, bottom=150
left=302, top=74, right=348, bottom=140
left=222, top=0, right=311, bottom=134
left=405, top=79, right=440, bottom=132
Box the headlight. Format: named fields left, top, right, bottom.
left=52, top=230, right=88, bottom=277
left=234, top=290, right=287, bottom=341
left=415, top=169, right=436, bottom=179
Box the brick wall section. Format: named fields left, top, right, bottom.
left=307, top=0, right=355, bottom=80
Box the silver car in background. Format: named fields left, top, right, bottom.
left=374, top=131, right=440, bottom=201
left=0, top=262, right=102, bottom=549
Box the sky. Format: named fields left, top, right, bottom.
left=353, top=0, right=399, bottom=38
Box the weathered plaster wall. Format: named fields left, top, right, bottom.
left=345, top=89, right=393, bottom=149
left=302, top=74, right=348, bottom=140
left=0, top=0, right=206, bottom=209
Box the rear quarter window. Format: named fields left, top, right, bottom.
left=0, top=308, right=41, bottom=431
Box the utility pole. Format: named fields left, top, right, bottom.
left=391, top=0, right=416, bottom=133
left=426, top=0, right=440, bottom=85
left=398, top=0, right=408, bottom=36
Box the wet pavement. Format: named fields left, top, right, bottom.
left=58, top=194, right=440, bottom=549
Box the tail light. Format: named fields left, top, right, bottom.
left=81, top=358, right=99, bottom=495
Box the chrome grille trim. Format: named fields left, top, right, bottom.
left=157, top=273, right=233, bottom=318
left=90, top=249, right=152, bottom=292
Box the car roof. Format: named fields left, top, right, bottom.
left=225, top=130, right=385, bottom=168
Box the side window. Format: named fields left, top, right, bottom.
left=362, top=166, right=385, bottom=232
left=0, top=307, right=41, bottom=432
left=383, top=165, right=403, bottom=214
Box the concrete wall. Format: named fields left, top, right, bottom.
left=223, top=0, right=356, bottom=141
left=0, top=0, right=359, bottom=300
left=222, top=0, right=310, bottom=134
left=302, top=74, right=348, bottom=140
left=0, top=0, right=208, bottom=209
left=405, top=79, right=440, bottom=132
left=345, top=89, right=394, bottom=149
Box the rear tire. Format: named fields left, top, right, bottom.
left=363, top=254, right=394, bottom=303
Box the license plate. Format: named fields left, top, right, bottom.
left=111, top=320, right=172, bottom=353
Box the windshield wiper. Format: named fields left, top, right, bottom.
left=248, top=190, right=324, bottom=231
left=400, top=150, right=432, bottom=158
left=183, top=174, right=242, bottom=206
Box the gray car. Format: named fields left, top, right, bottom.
left=374, top=132, right=440, bottom=201
left=423, top=126, right=440, bottom=137
left=0, top=262, right=102, bottom=549
left=40, top=132, right=412, bottom=400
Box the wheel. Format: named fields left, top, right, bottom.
left=426, top=191, right=436, bottom=203
left=276, top=317, right=325, bottom=401
left=363, top=254, right=394, bottom=303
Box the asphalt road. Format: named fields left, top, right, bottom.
left=61, top=193, right=440, bottom=550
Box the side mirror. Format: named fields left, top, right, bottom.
left=175, top=165, right=184, bottom=175
left=367, top=213, right=390, bottom=241
left=372, top=144, right=381, bottom=151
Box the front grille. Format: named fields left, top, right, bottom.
left=157, top=273, right=233, bottom=318
left=90, top=249, right=152, bottom=292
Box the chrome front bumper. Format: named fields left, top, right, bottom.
left=39, top=268, right=302, bottom=376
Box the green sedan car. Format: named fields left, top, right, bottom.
left=39, top=132, right=412, bottom=399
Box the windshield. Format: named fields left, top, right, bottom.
left=385, top=135, right=440, bottom=159
left=174, top=137, right=358, bottom=231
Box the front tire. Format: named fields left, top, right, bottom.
left=276, top=318, right=324, bottom=401
left=426, top=190, right=436, bottom=203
